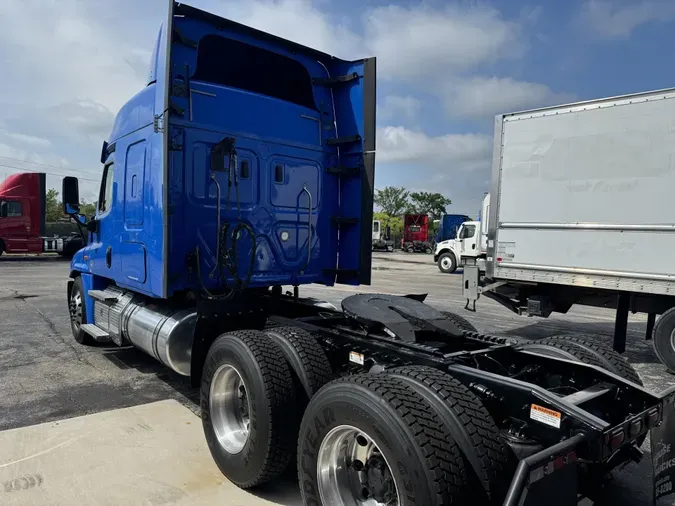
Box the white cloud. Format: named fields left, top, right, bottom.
left=210, top=0, right=525, bottom=80
left=365, top=4, right=523, bottom=80
left=0, top=0, right=152, bottom=139
left=443, top=77, right=576, bottom=119
left=206, top=0, right=363, bottom=58
left=581, top=0, right=675, bottom=39
left=0, top=132, right=52, bottom=149
left=377, top=126, right=492, bottom=169
left=378, top=96, right=422, bottom=122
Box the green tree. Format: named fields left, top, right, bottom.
left=373, top=211, right=403, bottom=238
left=406, top=192, right=452, bottom=221
left=374, top=186, right=409, bottom=216
left=79, top=200, right=97, bottom=218
left=45, top=188, right=65, bottom=222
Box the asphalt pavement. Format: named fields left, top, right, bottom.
left=0, top=252, right=672, bottom=505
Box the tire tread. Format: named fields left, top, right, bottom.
left=264, top=326, right=332, bottom=397
left=329, top=373, right=468, bottom=504
left=539, top=334, right=642, bottom=385
left=388, top=365, right=510, bottom=502
left=210, top=330, right=296, bottom=487
left=441, top=311, right=478, bottom=333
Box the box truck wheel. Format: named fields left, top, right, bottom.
left=438, top=252, right=457, bottom=274
left=387, top=366, right=511, bottom=503
left=201, top=330, right=297, bottom=488
left=652, top=307, right=675, bottom=373
left=298, top=374, right=465, bottom=506
left=68, top=277, right=92, bottom=345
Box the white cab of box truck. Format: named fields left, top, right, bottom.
left=434, top=194, right=490, bottom=273
left=462, top=87, right=675, bottom=371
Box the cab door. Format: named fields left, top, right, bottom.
left=88, top=156, right=116, bottom=275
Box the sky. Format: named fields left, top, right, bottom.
left=1, top=0, right=675, bottom=216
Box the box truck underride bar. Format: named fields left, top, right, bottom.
left=61, top=2, right=675, bottom=505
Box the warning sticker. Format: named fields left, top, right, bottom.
left=496, top=241, right=516, bottom=262
left=530, top=404, right=562, bottom=429
left=349, top=351, right=365, bottom=366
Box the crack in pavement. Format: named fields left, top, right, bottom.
left=12, top=292, right=112, bottom=379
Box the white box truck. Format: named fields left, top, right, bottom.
left=463, top=87, right=675, bottom=371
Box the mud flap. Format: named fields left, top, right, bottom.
left=653, top=387, right=675, bottom=504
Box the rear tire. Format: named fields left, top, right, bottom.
left=438, top=252, right=457, bottom=274
left=263, top=326, right=332, bottom=401
left=201, top=330, right=297, bottom=488
left=298, top=374, right=468, bottom=506
left=520, top=337, right=648, bottom=452
left=69, top=276, right=91, bottom=345
left=652, top=308, right=675, bottom=373
left=538, top=334, right=642, bottom=384
left=387, top=366, right=511, bottom=504
left=441, top=310, right=477, bottom=333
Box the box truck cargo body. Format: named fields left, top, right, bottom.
left=463, top=87, right=675, bottom=371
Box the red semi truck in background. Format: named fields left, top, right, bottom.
left=401, top=213, right=432, bottom=253
left=0, top=172, right=84, bottom=258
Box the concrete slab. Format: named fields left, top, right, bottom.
left=0, top=400, right=300, bottom=506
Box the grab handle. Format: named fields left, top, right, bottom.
left=299, top=184, right=312, bottom=273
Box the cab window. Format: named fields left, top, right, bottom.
left=0, top=201, right=22, bottom=217
left=461, top=224, right=476, bottom=239
left=99, top=162, right=114, bottom=214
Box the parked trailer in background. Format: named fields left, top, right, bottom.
left=0, top=172, right=84, bottom=258
left=463, top=87, right=675, bottom=373
left=60, top=3, right=675, bottom=505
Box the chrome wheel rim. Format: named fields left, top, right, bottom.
left=317, top=425, right=400, bottom=506
left=670, top=328, right=675, bottom=352
left=209, top=364, right=250, bottom=454
left=441, top=257, right=452, bottom=270
left=69, top=290, right=82, bottom=330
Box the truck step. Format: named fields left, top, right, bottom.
left=80, top=324, right=111, bottom=342
left=88, top=290, right=119, bottom=303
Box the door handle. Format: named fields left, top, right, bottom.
left=106, top=246, right=112, bottom=268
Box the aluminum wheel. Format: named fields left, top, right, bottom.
left=440, top=257, right=453, bottom=270
left=317, top=425, right=400, bottom=506
left=209, top=364, right=251, bottom=454
left=69, top=290, right=83, bottom=330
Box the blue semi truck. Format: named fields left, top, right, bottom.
left=61, top=2, right=675, bottom=505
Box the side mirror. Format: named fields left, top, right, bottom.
left=100, top=141, right=109, bottom=164
left=62, top=177, right=80, bottom=214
